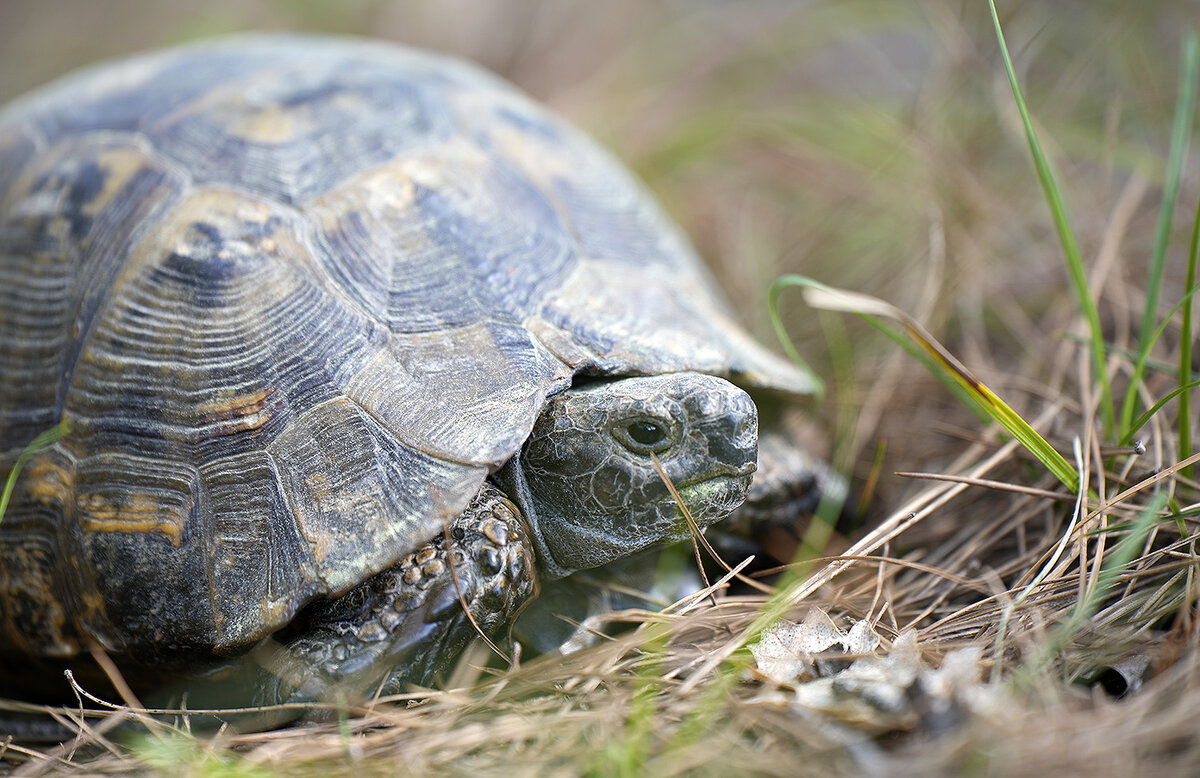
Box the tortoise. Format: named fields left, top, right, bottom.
left=0, top=34, right=831, bottom=705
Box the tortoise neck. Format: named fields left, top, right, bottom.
left=492, top=453, right=574, bottom=581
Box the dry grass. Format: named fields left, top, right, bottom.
left=3, top=451, right=1197, bottom=776
left=3, top=1, right=1200, bottom=775
left=5, top=399, right=1197, bottom=775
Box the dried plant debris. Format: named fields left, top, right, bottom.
left=749, top=610, right=881, bottom=687
left=748, top=611, right=1003, bottom=737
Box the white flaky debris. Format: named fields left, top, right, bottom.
left=749, top=609, right=870, bottom=685
left=748, top=612, right=1004, bottom=734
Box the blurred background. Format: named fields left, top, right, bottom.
left=3, top=0, right=1197, bottom=511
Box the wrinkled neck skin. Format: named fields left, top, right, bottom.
left=495, top=450, right=752, bottom=581
left=494, top=372, right=759, bottom=581
left=494, top=453, right=577, bottom=580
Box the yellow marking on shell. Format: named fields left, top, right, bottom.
left=79, top=589, right=108, bottom=645
left=255, top=598, right=293, bottom=634
left=79, top=146, right=156, bottom=219
left=104, top=185, right=318, bottom=343
left=117, top=187, right=274, bottom=256
left=198, top=387, right=275, bottom=433
left=227, top=103, right=302, bottom=144
left=361, top=167, right=418, bottom=210
left=18, top=142, right=159, bottom=275
left=78, top=491, right=184, bottom=546
left=221, top=91, right=360, bottom=145
left=303, top=471, right=332, bottom=504
left=236, top=199, right=275, bottom=225
left=1, top=547, right=77, bottom=656
left=22, top=454, right=73, bottom=507
left=309, top=158, right=419, bottom=249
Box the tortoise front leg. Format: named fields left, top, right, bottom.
left=258, top=483, right=535, bottom=706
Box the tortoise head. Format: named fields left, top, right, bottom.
left=496, top=372, right=757, bottom=579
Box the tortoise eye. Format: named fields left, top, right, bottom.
left=628, top=420, right=666, bottom=446
left=615, top=418, right=673, bottom=454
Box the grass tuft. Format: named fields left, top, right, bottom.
left=987, top=0, right=1115, bottom=436
left=770, top=275, right=1080, bottom=491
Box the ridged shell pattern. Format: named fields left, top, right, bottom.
left=0, top=35, right=812, bottom=663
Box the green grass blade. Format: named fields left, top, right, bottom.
left=1114, top=282, right=1200, bottom=448
left=771, top=275, right=1079, bottom=492
left=1119, top=380, right=1200, bottom=447
left=1122, top=33, right=1199, bottom=433
left=770, top=276, right=986, bottom=423
left=988, top=0, right=1114, bottom=436
left=1181, top=141, right=1200, bottom=477
left=766, top=280, right=825, bottom=401
left=1015, top=491, right=1167, bottom=686
left=0, top=419, right=71, bottom=526
left=1140, top=34, right=1198, bottom=354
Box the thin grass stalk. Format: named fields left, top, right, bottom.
left=1013, top=491, right=1168, bottom=687
left=1181, top=181, right=1200, bottom=479
left=1138, top=33, right=1198, bottom=353
left=1122, top=32, right=1199, bottom=435
left=987, top=0, right=1115, bottom=436
left=771, top=276, right=1079, bottom=491
left=1112, top=287, right=1200, bottom=446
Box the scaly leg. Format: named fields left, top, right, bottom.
left=258, top=483, right=535, bottom=705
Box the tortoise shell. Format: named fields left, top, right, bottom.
left=0, top=34, right=812, bottom=664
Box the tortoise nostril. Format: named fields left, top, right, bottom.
left=734, top=405, right=758, bottom=449
left=707, top=408, right=758, bottom=470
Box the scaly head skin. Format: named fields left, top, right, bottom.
left=497, top=372, right=758, bottom=579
